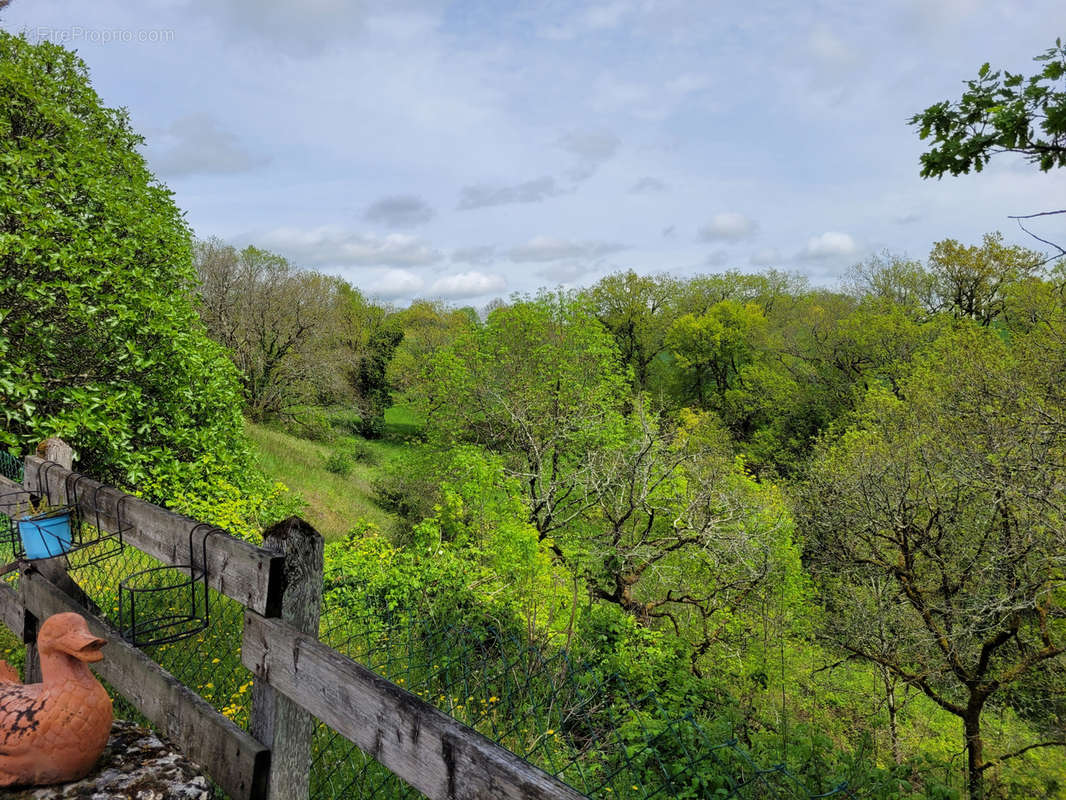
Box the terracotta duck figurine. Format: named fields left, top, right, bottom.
left=0, top=612, right=112, bottom=786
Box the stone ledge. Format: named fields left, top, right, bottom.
left=7, top=720, right=211, bottom=799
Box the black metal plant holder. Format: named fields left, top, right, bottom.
left=118, top=523, right=224, bottom=647
left=0, top=489, right=32, bottom=562
left=0, top=460, right=132, bottom=583
left=63, top=472, right=128, bottom=568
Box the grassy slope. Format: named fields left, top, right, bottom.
left=247, top=422, right=405, bottom=542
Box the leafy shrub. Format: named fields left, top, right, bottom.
left=136, top=453, right=305, bottom=544
left=346, top=438, right=375, bottom=464
left=357, top=413, right=386, bottom=439
left=324, top=407, right=364, bottom=437
left=324, top=451, right=353, bottom=476
left=373, top=446, right=442, bottom=531
left=281, top=406, right=334, bottom=443
left=0, top=32, right=251, bottom=489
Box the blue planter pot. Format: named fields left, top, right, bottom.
left=18, top=510, right=72, bottom=559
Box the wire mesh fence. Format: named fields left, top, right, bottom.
left=0, top=448, right=864, bottom=799
left=0, top=450, right=22, bottom=483
left=0, top=451, right=24, bottom=571
left=313, top=584, right=857, bottom=800
left=0, top=453, right=254, bottom=796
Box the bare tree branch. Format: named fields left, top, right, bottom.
left=980, top=740, right=1066, bottom=771
left=1007, top=211, right=1066, bottom=267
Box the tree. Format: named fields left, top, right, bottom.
left=844, top=253, right=936, bottom=315
left=406, top=293, right=629, bottom=539
left=578, top=404, right=804, bottom=674
left=801, top=327, right=1066, bottom=799
left=676, top=270, right=808, bottom=317
left=386, top=299, right=477, bottom=398
left=910, top=40, right=1066, bottom=177
left=193, top=239, right=344, bottom=420
left=348, top=301, right=403, bottom=438
left=0, top=33, right=249, bottom=487
left=927, top=233, right=1042, bottom=325
left=586, top=271, right=676, bottom=395
left=665, top=299, right=767, bottom=412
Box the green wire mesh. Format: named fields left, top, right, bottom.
left=0, top=451, right=22, bottom=483
left=0, top=451, right=24, bottom=575
left=0, top=451, right=863, bottom=799
left=311, top=584, right=858, bottom=800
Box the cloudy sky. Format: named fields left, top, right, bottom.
left=4, top=1, right=1064, bottom=305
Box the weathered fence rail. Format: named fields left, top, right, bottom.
left=243, top=611, right=587, bottom=800
left=20, top=569, right=270, bottom=799
left=24, top=455, right=282, bottom=615
left=0, top=441, right=584, bottom=800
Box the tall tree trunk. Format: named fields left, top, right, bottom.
left=881, top=667, right=903, bottom=765
left=964, top=704, right=985, bottom=800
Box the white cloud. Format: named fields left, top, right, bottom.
left=699, top=213, right=758, bottom=241
left=542, top=2, right=634, bottom=39
left=194, top=0, right=368, bottom=54
left=591, top=73, right=655, bottom=116
left=258, top=227, right=441, bottom=267
left=581, top=2, right=632, bottom=30
left=666, top=73, right=711, bottom=95
left=147, top=113, right=267, bottom=176
left=537, top=261, right=598, bottom=283
left=591, top=68, right=712, bottom=120
left=430, top=271, right=507, bottom=298
left=508, top=236, right=625, bottom=262
left=367, top=269, right=425, bottom=299
left=808, top=25, right=857, bottom=67
left=557, top=130, right=620, bottom=163
left=801, top=231, right=858, bottom=259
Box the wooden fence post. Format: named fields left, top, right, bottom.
left=23, top=437, right=78, bottom=682
left=249, top=516, right=324, bottom=800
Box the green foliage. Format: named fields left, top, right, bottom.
left=910, top=39, right=1066, bottom=176
left=0, top=32, right=252, bottom=494
left=194, top=239, right=345, bottom=420
left=372, top=444, right=444, bottom=532
left=666, top=299, right=768, bottom=411
left=281, top=405, right=335, bottom=442
left=325, top=452, right=558, bottom=640
left=324, top=450, right=353, bottom=476
left=386, top=299, right=477, bottom=398
left=406, top=292, right=630, bottom=537
left=801, top=324, right=1066, bottom=798
left=587, top=270, right=677, bottom=393
left=340, top=285, right=404, bottom=438
left=134, top=452, right=304, bottom=543
left=927, top=233, right=1043, bottom=325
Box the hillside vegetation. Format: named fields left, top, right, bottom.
left=4, top=28, right=1065, bottom=800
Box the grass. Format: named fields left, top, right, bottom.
left=382, top=403, right=425, bottom=439
left=247, top=421, right=406, bottom=542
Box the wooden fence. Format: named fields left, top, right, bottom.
left=0, top=440, right=584, bottom=800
